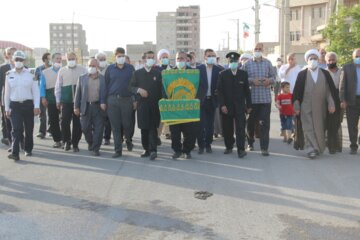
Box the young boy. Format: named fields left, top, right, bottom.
left=276, top=82, right=294, bottom=144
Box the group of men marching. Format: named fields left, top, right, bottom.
left=1, top=43, right=359, bottom=161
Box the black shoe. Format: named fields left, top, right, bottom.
left=350, top=148, right=358, bottom=155
left=112, top=151, right=122, bottom=158
left=53, top=142, right=62, bottom=148
left=247, top=144, right=254, bottom=151
left=1, top=138, right=10, bottom=146
left=73, top=147, right=79, bottom=152
left=214, top=133, right=218, bottom=138
left=149, top=152, right=157, bottom=160
left=329, top=149, right=336, bottom=154
left=287, top=138, right=293, bottom=144
left=307, top=150, right=317, bottom=159
left=8, top=154, right=19, bottom=161
left=172, top=152, right=182, bottom=159
left=198, top=148, right=204, bottom=154
left=126, top=141, right=133, bottom=151
left=184, top=153, right=192, bottom=159
left=92, top=150, right=100, bottom=156
left=36, top=132, right=45, bottom=139
left=104, top=139, right=110, bottom=145
left=88, top=144, right=93, bottom=151
left=64, top=142, right=71, bottom=151
left=238, top=150, right=247, bottom=158
left=25, top=151, right=32, bottom=156
left=157, top=137, right=161, bottom=146
left=206, top=146, right=212, bottom=153
left=141, top=151, right=150, bottom=158
left=224, top=149, right=233, bottom=154
left=261, top=149, right=269, bottom=156
left=7, top=148, right=12, bottom=153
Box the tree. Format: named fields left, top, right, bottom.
left=322, top=5, right=360, bottom=65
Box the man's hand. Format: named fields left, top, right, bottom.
left=263, top=78, right=271, bottom=86
left=253, top=79, right=261, bottom=86
left=328, top=106, right=336, bottom=114
left=137, top=88, right=148, bottom=98
left=100, top=104, right=106, bottom=111
left=340, top=101, right=347, bottom=109
left=42, top=98, right=48, bottom=107
left=221, top=106, right=228, bottom=114
left=74, top=108, right=80, bottom=117
left=34, top=108, right=40, bottom=116
left=294, top=110, right=300, bottom=116
left=56, top=103, right=62, bottom=110
left=6, top=111, right=11, bottom=118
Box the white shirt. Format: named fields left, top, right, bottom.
left=5, top=68, right=40, bottom=111
left=279, top=64, right=302, bottom=93
left=206, top=65, right=212, bottom=96
left=309, top=67, right=319, bottom=83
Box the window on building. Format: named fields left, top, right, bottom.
left=312, top=8, right=315, bottom=19
left=74, top=33, right=78, bottom=37
left=53, top=33, right=57, bottom=37
left=319, top=7, right=323, bottom=18
left=295, top=9, right=299, bottom=20
left=290, top=32, right=295, bottom=41
left=74, top=25, right=78, bottom=30
left=67, top=40, right=72, bottom=45
left=52, top=25, right=57, bottom=30
left=53, top=40, right=57, bottom=44
left=74, top=40, right=79, bottom=45
left=66, top=33, right=71, bottom=37
left=184, top=41, right=188, bottom=46
left=66, top=25, right=71, bottom=30
left=59, top=33, right=63, bottom=37
left=193, top=13, right=197, bottom=16
left=59, top=40, right=63, bottom=44
left=296, top=31, right=301, bottom=41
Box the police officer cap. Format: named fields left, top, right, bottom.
left=225, top=52, right=240, bottom=61
left=12, top=50, right=26, bottom=60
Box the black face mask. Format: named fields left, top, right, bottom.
left=327, top=63, right=337, bottom=69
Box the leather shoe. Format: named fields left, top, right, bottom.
left=92, top=150, right=100, bottom=156
left=112, top=151, right=122, bottom=158
left=184, top=153, right=192, bottom=159
left=198, top=148, right=204, bottom=154
left=261, top=149, right=270, bottom=156
left=149, top=152, right=157, bottom=160
left=8, top=154, right=20, bottom=161
left=64, top=142, right=71, bottom=151
left=172, top=152, right=182, bottom=159
left=73, top=147, right=79, bottom=152
left=224, top=149, right=232, bottom=154
left=104, top=139, right=110, bottom=145
left=307, top=150, right=317, bottom=159
left=238, top=150, right=247, bottom=158
left=247, top=144, right=254, bottom=151
left=126, top=141, right=133, bottom=151
left=206, top=146, right=212, bottom=153
left=141, top=151, right=150, bottom=157
left=350, top=148, right=357, bottom=155
left=25, top=151, right=32, bottom=156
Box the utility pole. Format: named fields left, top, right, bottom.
left=254, top=0, right=260, bottom=43
left=227, top=32, right=230, bottom=50
left=283, top=0, right=290, bottom=59
left=71, top=12, right=75, bottom=52
left=236, top=19, right=240, bottom=51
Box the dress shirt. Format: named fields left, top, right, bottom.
left=206, top=65, right=212, bottom=96
left=309, top=67, right=319, bottom=83
left=5, top=68, right=40, bottom=111
left=87, top=77, right=100, bottom=102
left=279, top=64, right=302, bottom=93
left=356, top=67, right=360, bottom=96
left=105, top=63, right=134, bottom=97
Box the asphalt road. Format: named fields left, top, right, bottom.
left=0, top=107, right=359, bottom=240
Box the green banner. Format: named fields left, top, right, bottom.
left=160, top=69, right=200, bottom=125
left=159, top=99, right=200, bottom=125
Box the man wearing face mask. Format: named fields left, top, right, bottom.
left=242, top=43, right=275, bottom=156
left=105, top=47, right=135, bottom=158
left=74, top=58, right=106, bottom=156
left=55, top=52, right=87, bottom=152
left=169, top=51, right=204, bottom=159
left=339, top=48, right=360, bottom=155
left=292, top=49, right=340, bottom=159
left=35, top=53, right=52, bottom=139
left=325, top=52, right=343, bottom=153
left=4, top=51, right=40, bottom=161
left=217, top=52, right=252, bottom=158
left=0, top=47, right=17, bottom=146
left=40, top=53, right=63, bottom=148
left=96, top=52, right=112, bottom=146
left=197, top=49, right=222, bottom=154
left=129, top=51, right=163, bottom=160
left=188, top=51, right=200, bottom=69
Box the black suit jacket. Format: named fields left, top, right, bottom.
left=340, top=63, right=359, bottom=106
left=197, top=64, right=222, bottom=107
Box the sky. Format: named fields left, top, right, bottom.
left=1, top=0, right=279, bottom=52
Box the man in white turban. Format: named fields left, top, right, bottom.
left=292, top=49, right=340, bottom=159
left=157, top=49, right=172, bottom=70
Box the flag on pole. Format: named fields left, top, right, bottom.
left=243, top=22, right=250, bottom=38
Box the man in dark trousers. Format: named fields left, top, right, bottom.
left=74, top=58, right=106, bottom=156
left=197, top=49, right=222, bottom=154
left=129, top=51, right=163, bottom=160
left=217, top=52, right=252, bottom=158
left=340, top=48, right=360, bottom=155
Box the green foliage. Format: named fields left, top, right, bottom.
left=26, top=56, right=36, bottom=68
left=323, top=5, right=360, bottom=65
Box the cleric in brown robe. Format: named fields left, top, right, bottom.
left=292, top=49, right=340, bottom=159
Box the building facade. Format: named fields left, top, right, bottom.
left=156, top=12, right=177, bottom=59
left=49, top=23, right=89, bottom=57
left=126, top=41, right=157, bottom=64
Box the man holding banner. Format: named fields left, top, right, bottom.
left=129, top=51, right=163, bottom=160
left=159, top=51, right=204, bottom=159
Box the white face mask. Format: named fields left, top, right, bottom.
left=206, top=57, right=216, bottom=65
left=116, top=56, right=125, bottom=65
left=253, top=51, right=262, bottom=59
left=67, top=60, right=76, bottom=68
left=276, top=61, right=282, bottom=66
left=145, top=59, right=155, bottom=68
left=53, top=62, right=62, bottom=68
left=15, top=61, right=24, bottom=69
left=88, top=67, right=97, bottom=74
left=308, top=59, right=318, bottom=70
left=99, top=60, right=107, bottom=69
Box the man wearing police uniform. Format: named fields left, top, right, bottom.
left=217, top=52, right=252, bottom=158
left=4, top=51, right=40, bottom=161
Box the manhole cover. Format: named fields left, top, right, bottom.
left=194, top=191, right=213, bottom=200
